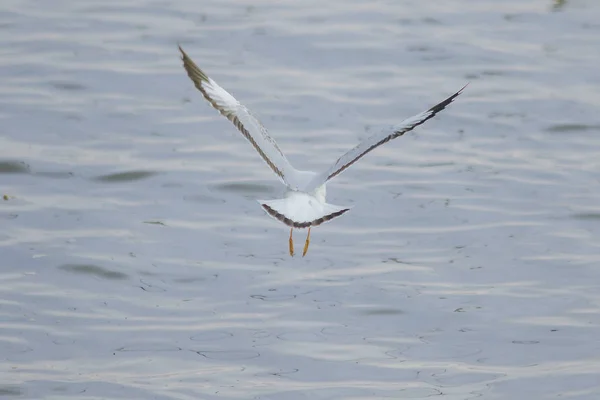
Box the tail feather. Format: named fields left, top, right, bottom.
left=259, top=193, right=350, bottom=228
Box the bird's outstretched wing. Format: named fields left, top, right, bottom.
left=303, top=84, right=468, bottom=192
left=179, top=46, right=301, bottom=188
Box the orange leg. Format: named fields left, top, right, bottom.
left=302, top=227, right=311, bottom=257
left=289, top=227, right=294, bottom=257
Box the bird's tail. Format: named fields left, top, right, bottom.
left=258, top=192, right=350, bottom=229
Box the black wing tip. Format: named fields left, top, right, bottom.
left=390, top=81, right=468, bottom=137
left=428, top=82, right=469, bottom=114
left=178, top=44, right=187, bottom=60
left=178, top=45, right=193, bottom=69
left=178, top=45, right=210, bottom=84
left=178, top=44, right=188, bottom=58
left=261, top=204, right=351, bottom=228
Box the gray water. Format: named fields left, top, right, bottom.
left=1, top=0, right=600, bottom=399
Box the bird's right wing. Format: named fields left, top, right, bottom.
left=179, top=46, right=301, bottom=189
left=303, top=84, right=467, bottom=192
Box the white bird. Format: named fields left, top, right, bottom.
left=179, top=46, right=466, bottom=257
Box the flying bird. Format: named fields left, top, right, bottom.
left=179, top=46, right=466, bottom=256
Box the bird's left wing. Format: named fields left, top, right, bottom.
left=303, top=84, right=467, bottom=192
left=179, top=46, right=301, bottom=189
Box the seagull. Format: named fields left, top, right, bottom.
left=179, top=46, right=466, bottom=257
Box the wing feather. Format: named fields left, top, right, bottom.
left=304, top=84, right=467, bottom=192
left=179, top=46, right=299, bottom=188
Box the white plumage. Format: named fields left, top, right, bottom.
left=179, top=46, right=466, bottom=256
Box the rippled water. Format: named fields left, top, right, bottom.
left=1, top=0, right=600, bottom=399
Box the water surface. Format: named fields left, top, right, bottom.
left=1, top=0, right=600, bottom=399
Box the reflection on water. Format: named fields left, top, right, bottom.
left=0, top=160, right=30, bottom=174
left=0, top=387, right=22, bottom=396
left=92, top=170, right=159, bottom=182
left=571, top=213, right=600, bottom=220
left=212, top=181, right=276, bottom=196
left=545, top=123, right=600, bottom=133
left=1, top=0, right=600, bottom=399
left=59, top=264, right=129, bottom=280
